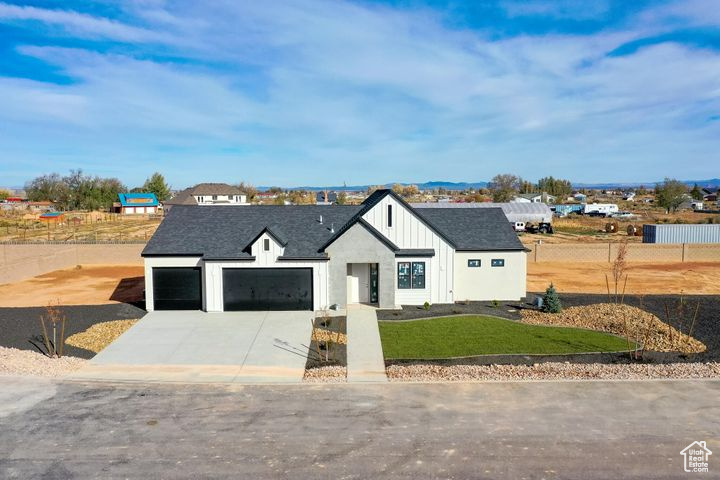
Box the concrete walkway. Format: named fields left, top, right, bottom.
left=346, top=304, right=388, bottom=382
left=69, top=310, right=314, bottom=384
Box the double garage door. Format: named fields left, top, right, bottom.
left=152, top=267, right=313, bottom=311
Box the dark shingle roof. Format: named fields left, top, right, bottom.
left=144, top=190, right=525, bottom=259
left=143, top=205, right=363, bottom=259
left=414, top=207, right=525, bottom=251
left=164, top=183, right=245, bottom=205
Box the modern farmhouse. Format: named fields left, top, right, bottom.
left=142, top=189, right=527, bottom=311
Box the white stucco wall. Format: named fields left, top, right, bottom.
left=361, top=195, right=454, bottom=304
left=452, top=251, right=527, bottom=301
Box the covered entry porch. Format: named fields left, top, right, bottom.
left=346, top=263, right=379, bottom=305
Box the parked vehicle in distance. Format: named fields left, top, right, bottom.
left=609, top=211, right=637, bottom=219
left=524, top=222, right=554, bottom=234
left=512, top=221, right=526, bottom=232
left=586, top=211, right=609, bottom=218
left=583, top=203, right=619, bottom=216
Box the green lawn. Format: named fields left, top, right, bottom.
left=378, top=315, right=633, bottom=359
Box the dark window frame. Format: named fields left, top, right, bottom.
left=397, top=262, right=410, bottom=289
left=397, top=261, right=426, bottom=289
left=491, top=259, right=505, bottom=267
left=467, top=259, right=481, bottom=268
left=263, top=238, right=271, bottom=251
left=387, top=204, right=393, bottom=227
left=411, top=262, right=425, bottom=289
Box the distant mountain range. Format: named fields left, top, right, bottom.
left=261, top=178, right=720, bottom=192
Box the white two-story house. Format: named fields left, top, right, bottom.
left=164, top=183, right=248, bottom=211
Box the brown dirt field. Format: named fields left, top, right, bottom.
left=528, top=261, right=720, bottom=295
left=0, top=265, right=144, bottom=307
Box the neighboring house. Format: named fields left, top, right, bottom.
left=623, top=192, right=636, bottom=201
left=142, top=189, right=527, bottom=312
left=114, top=193, right=159, bottom=214
left=410, top=202, right=553, bottom=225
left=573, top=193, right=587, bottom=202
left=316, top=191, right=338, bottom=205
left=511, top=193, right=556, bottom=204
left=164, top=183, right=248, bottom=210
left=703, top=193, right=717, bottom=202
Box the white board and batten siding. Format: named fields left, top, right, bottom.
left=203, top=233, right=329, bottom=312
left=362, top=195, right=454, bottom=304
left=145, top=233, right=329, bottom=312
left=144, top=256, right=205, bottom=312
left=394, top=256, right=432, bottom=305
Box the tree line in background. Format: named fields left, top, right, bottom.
left=487, top=174, right=573, bottom=202
left=16, top=169, right=717, bottom=212
left=25, top=170, right=172, bottom=211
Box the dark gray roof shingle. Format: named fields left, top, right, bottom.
left=414, top=207, right=525, bottom=251
left=143, top=205, right=363, bottom=259
left=144, top=190, right=525, bottom=258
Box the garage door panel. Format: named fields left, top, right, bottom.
left=152, top=267, right=202, bottom=310
left=223, top=268, right=313, bottom=311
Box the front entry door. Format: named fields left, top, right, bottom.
left=369, top=263, right=379, bottom=304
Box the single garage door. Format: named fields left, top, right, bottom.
left=152, top=267, right=202, bottom=310
left=223, top=268, right=313, bottom=311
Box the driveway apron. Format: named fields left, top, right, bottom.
left=68, top=310, right=314, bottom=384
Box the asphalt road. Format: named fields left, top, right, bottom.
left=1, top=377, right=719, bottom=479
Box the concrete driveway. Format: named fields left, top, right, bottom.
left=69, top=310, right=314, bottom=384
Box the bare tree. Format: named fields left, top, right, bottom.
left=488, top=174, right=523, bottom=202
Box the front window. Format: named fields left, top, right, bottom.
left=467, top=259, right=481, bottom=268
left=491, top=259, right=505, bottom=267
left=263, top=238, right=270, bottom=251
left=387, top=204, right=393, bottom=227
left=397, top=261, right=425, bottom=289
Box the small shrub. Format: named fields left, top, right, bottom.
left=542, top=284, right=563, bottom=314
left=423, top=301, right=431, bottom=311
left=490, top=299, right=500, bottom=308
left=39, top=300, right=68, bottom=358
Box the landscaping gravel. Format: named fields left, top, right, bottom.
left=521, top=303, right=706, bottom=354
left=387, top=362, right=720, bottom=382
left=544, top=293, right=720, bottom=361
left=65, top=319, right=139, bottom=353
left=303, top=365, right=347, bottom=383
left=0, top=346, right=86, bottom=377
left=0, top=303, right=146, bottom=359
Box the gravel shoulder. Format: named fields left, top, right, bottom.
left=0, top=347, right=85, bottom=377
left=387, top=362, right=720, bottom=382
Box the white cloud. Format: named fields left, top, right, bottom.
left=0, top=2, right=170, bottom=42
left=0, top=0, right=718, bottom=186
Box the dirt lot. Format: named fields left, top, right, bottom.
left=0, top=211, right=161, bottom=242
left=0, top=265, right=144, bottom=307
left=528, top=261, right=720, bottom=294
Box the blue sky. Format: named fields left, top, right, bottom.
left=0, top=0, right=718, bottom=188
